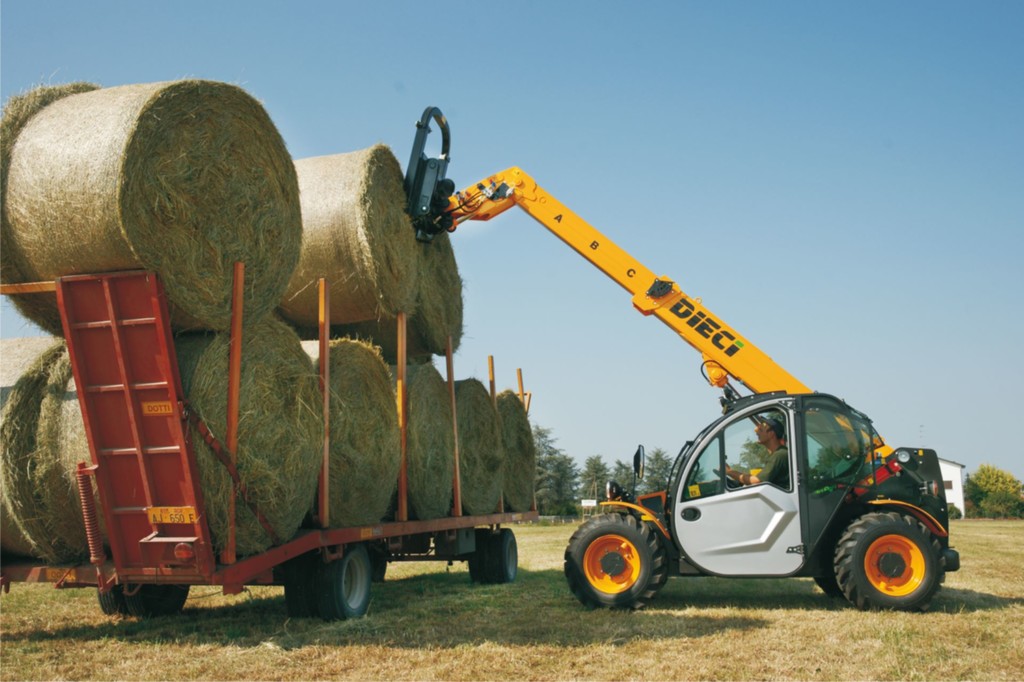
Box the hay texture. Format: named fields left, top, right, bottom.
left=1, top=83, right=100, bottom=332
left=454, top=379, right=504, bottom=516
left=0, top=339, right=66, bottom=558
left=340, top=231, right=464, bottom=363
left=312, top=338, right=400, bottom=526
left=2, top=80, right=301, bottom=334
left=403, top=363, right=454, bottom=520
left=17, top=350, right=92, bottom=563
left=1, top=337, right=63, bottom=407
left=175, top=317, right=322, bottom=555
left=496, top=390, right=536, bottom=512
left=278, top=145, right=419, bottom=329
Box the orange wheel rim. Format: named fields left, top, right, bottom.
left=864, top=533, right=925, bottom=596
left=583, top=534, right=642, bottom=594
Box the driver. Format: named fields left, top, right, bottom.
left=726, top=414, right=789, bottom=488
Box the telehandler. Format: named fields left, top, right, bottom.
left=404, top=107, right=960, bottom=612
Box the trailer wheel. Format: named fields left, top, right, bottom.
left=368, top=543, right=388, bottom=583
left=835, top=512, right=944, bottom=611
left=564, top=513, right=667, bottom=609
left=97, top=584, right=127, bottom=615
left=468, top=529, right=491, bottom=583
left=485, top=528, right=518, bottom=584
left=283, top=551, right=320, bottom=618
left=317, top=544, right=372, bottom=620
left=122, top=584, right=190, bottom=618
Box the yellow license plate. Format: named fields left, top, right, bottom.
left=147, top=506, right=197, bottom=524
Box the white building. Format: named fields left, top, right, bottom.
left=938, top=457, right=966, bottom=515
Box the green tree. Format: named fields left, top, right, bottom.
left=533, top=425, right=580, bottom=515
left=965, top=464, right=1024, bottom=519
left=639, top=447, right=673, bottom=494
left=611, top=459, right=633, bottom=487
left=579, top=455, right=610, bottom=500
left=738, top=438, right=768, bottom=471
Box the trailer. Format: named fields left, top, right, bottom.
left=0, top=268, right=536, bottom=619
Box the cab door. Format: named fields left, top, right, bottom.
left=672, top=401, right=805, bottom=576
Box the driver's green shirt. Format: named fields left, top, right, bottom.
left=759, top=446, right=789, bottom=488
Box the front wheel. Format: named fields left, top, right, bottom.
left=835, top=512, right=944, bottom=611
left=564, top=513, right=667, bottom=610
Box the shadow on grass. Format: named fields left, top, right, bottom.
left=5, top=568, right=1019, bottom=649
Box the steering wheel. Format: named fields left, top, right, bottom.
left=721, top=464, right=742, bottom=489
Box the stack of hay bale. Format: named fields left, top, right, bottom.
left=0, top=79, right=535, bottom=565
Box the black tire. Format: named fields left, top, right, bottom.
left=813, top=574, right=843, bottom=598
left=97, top=584, right=128, bottom=615
left=468, top=529, right=492, bottom=584
left=484, top=528, right=518, bottom=584
left=564, top=513, right=668, bottom=609
left=283, top=551, right=320, bottom=618
left=835, top=511, right=944, bottom=611
left=316, top=544, right=372, bottom=621
left=368, top=544, right=388, bottom=583
left=122, top=584, right=190, bottom=618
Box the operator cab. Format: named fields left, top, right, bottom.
left=669, top=393, right=875, bottom=577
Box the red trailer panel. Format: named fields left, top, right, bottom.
left=56, top=271, right=215, bottom=581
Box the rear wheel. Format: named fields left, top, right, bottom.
left=469, top=528, right=518, bottom=584
left=97, top=584, right=127, bottom=615
left=835, top=512, right=944, bottom=611
left=283, top=551, right=320, bottom=618
left=316, top=544, right=372, bottom=620
left=122, top=584, right=190, bottom=618
left=485, top=528, right=518, bottom=584
left=564, top=513, right=668, bottom=609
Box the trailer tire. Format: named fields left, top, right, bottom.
left=368, top=543, right=388, bottom=583
left=97, top=584, right=128, bottom=615
left=485, top=528, right=518, bottom=584
left=564, top=512, right=667, bottom=610
left=317, top=544, right=372, bottom=620
left=283, top=551, right=320, bottom=618
left=122, top=584, right=190, bottom=618
left=835, top=511, right=944, bottom=612
left=468, top=529, right=491, bottom=583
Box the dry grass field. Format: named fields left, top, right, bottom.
left=1, top=519, right=1021, bottom=681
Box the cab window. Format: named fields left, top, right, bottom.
left=682, top=407, right=790, bottom=499
left=682, top=436, right=723, bottom=500
left=804, top=397, right=873, bottom=494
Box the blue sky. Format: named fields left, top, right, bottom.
left=3, top=1, right=1022, bottom=480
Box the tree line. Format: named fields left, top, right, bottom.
left=532, top=425, right=1024, bottom=519
left=533, top=425, right=676, bottom=516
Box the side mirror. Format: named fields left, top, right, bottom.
left=633, top=445, right=645, bottom=481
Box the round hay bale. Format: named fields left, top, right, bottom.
left=278, top=145, right=419, bottom=329
left=23, top=349, right=92, bottom=563
left=2, top=80, right=301, bottom=334
left=175, top=316, right=322, bottom=556
left=314, top=338, right=400, bottom=526
left=0, top=339, right=66, bottom=558
left=1, top=337, right=63, bottom=408
left=403, top=363, right=454, bottom=520
left=1, top=83, right=99, bottom=330
left=454, top=379, right=504, bottom=516
left=339, top=231, right=464, bottom=363
left=496, top=390, right=536, bottom=512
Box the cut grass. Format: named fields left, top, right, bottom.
left=1, top=520, right=1021, bottom=681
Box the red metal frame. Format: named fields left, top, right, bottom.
left=55, top=271, right=215, bottom=582
left=2, top=270, right=537, bottom=596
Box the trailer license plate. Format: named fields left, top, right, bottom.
left=147, top=506, right=197, bottom=524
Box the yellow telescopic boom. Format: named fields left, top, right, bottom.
left=445, top=167, right=811, bottom=398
